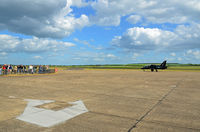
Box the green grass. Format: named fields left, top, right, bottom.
left=49, top=63, right=200, bottom=71
left=167, top=66, right=200, bottom=70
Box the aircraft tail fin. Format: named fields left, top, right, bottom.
left=160, top=60, right=167, bottom=68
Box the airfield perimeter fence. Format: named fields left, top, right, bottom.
left=0, top=66, right=57, bottom=76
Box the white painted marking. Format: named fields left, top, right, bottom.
left=170, top=85, right=177, bottom=88
left=17, top=99, right=88, bottom=127
left=9, top=96, right=16, bottom=99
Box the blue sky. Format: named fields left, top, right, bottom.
left=0, top=0, right=200, bottom=65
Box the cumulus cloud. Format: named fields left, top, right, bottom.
left=177, top=57, right=182, bottom=61
left=74, top=38, right=91, bottom=46
left=1, top=0, right=200, bottom=38
left=0, top=34, right=75, bottom=53
left=0, top=52, right=7, bottom=56
left=71, top=0, right=90, bottom=7
left=126, top=15, right=142, bottom=24
left=185, top=49, right=200, bottom=59
left=0, top=0, right=89, bottom=38
left=107, top=54, right=116, bottom=58
left=33, top=56, right=43, bottom=59
left=72, top=51, right=118, bottom=63
left=90, top=0, right=200, bottom=26
left=111, top=23, right=200, bottom=52
left=170, top=53, right=176, bottom=56
left=73, top=38, right=104, bottom=50
left=132, top=53, right=140, bottom=60
left=111, top=27, right=176, bottom=51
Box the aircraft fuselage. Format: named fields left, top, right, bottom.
left=141, top=61, right=167, bottom=72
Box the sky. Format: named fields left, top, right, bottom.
left=0, top=0, right=200, bottom=65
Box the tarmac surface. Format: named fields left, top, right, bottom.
left=0, top=70, right=200, bottom=132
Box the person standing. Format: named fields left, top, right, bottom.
left=3, top=64, right=7, bottom=75
left=8, top=65, right=13, bottom=74
left=23, top=65, right=27, bottom=73
left=29, top=65, right=33, bottom=74
left=33, top=65, right=37, bottom=73
left=17, top=65, right=20, bottom=73
left=39, top=65, right=43, bottom=74
left=0, top=65, right=2, bottom=75
left=43, top=65, right=46, bottom=73
left=14, top=65, right=17, bottom=74
left=19, top=65, right=23, bottom=73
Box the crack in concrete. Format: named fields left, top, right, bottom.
left=127, top=79, right=183, bottom=132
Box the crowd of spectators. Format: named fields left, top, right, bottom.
left=0, top=64, right=51, bottom=75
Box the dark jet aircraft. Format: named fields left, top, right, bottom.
left=141, top=60, right=167, bottom=72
